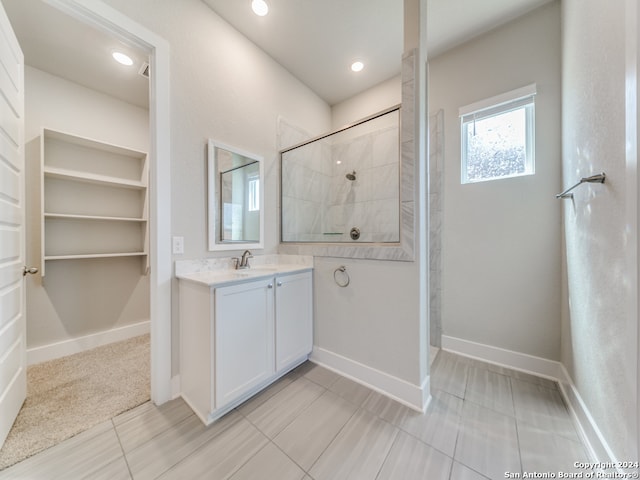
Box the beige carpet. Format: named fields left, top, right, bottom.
left=0, top=334, right=150, bottom=470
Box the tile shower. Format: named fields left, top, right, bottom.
left=281, top=108, right=400, bottom=244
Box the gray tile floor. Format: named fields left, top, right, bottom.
left=0, top=350, right=590, bottom=480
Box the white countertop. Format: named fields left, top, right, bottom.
left=175, top=256, right=313, bottom=287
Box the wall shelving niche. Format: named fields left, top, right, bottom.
left=39, top=128, right=149, bottom=276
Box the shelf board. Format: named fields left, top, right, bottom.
left=43, top=128, right=147, bottom=158
left=44, top=166, right=146, bottom=189
left=44, top=252, right=148, bottom=261
left=44, top=213, right=147, bottom=222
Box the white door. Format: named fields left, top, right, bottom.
left=0, top=2, right=26, bottom=449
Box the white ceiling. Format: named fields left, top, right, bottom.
left=203, top=0, right=553, bottom=105
left=203, top=0, right=403, bottom=106
left=2, top=0, right=552, bottom=108
left=2, top=0, right=149, bottom=109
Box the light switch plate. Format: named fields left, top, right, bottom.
left=172, top=236, right=184, bottom=254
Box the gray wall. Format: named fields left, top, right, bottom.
left=561, top=0, right=638, bottom=462
left=429, top=1, right=563, bottom=360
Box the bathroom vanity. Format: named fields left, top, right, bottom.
left=176, top=258, right=313, bottom=425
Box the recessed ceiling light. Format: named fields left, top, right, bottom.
left=112, top=51, right=133, bottom=66
left=251, top=0, right=269, bottom=16
left=351, top=61, right=364, bottom=72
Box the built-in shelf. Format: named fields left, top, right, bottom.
left=45, top=252, right=148, bottom=261
left=40, top=128, right=149, bottom=276
left=44, top=213, right=147, bottom=222
left=43, top=166, right=147, bottom=189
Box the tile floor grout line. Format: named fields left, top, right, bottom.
left=143, top=410, right=246, bottom=479
left=262, top=435, right=313, bottom=478
left=372, top=426, right=401, bottom=480
left=378, top=393, right=459, bottom=461
left=110, top=418, right=135, bottom=480
left=123, top=411, right=198, bottom=457
left=114, top=403, right=194, bottom=456
left=226, top=435, right=274, bottom=480
left=443, top=455, right=455, bottom=480
left=302, top=402, right=360, bottom=476
left=508, top=375, right=525, bottom=476
left=237, top=377, right=329, bottom=442
left=447, top=396, right=464, bottom=476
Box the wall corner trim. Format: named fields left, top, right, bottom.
left=310, top=347, right=428, bottom=412
left=441, top=335, right=620, bottom=469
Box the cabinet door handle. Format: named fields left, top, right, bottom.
left=268, top=283, right=273, bottom=289
left=277, top=281, right=282, bottom=287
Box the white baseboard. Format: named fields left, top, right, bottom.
left=556, top=364, right=620, bottom=468
left=310, top=347, right=430, bottom=412
left=441, top=335, right=618, bottom=468
left=27, top=320, right=150, bottom=365
left=441, top=335, right=561, bottom=379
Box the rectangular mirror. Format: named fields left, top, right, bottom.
left=208, top=140, right=264, bottom=251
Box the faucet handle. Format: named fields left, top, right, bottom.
left=232, top=257, right=240, bottom=269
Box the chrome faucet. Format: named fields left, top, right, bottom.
left=237, top=250, right=253, bottom=269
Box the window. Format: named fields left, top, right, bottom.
left=460, top=84, right=536, bottom=184
left=247, top=175, right=260, bottom=212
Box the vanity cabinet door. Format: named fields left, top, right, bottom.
left=275, top=271, right=313, bottom=372
left=214, top=278, right=275, bottom=409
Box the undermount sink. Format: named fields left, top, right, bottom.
left=232, top=270, right=255, bottom=276
left=248, top=265, right=279, bottom=271
left=233, top=266, right=279, bottom=276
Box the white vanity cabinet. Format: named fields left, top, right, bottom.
left=214, top=278, right=275, bottom=409
left=179, top=269, right=312, bottom=425
left=275, top=272, right=313, bottom=372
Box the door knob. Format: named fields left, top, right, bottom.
left=23, top=266, right=38, bottom=276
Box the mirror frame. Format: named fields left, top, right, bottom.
left=208, top=139, right=264, bottom=251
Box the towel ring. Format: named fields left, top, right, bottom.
left=333, top=266, right=350, bottom=287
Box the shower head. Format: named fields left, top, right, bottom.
left=346, top=171, right=356, bottom=181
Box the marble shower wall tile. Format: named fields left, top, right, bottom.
left=278, top=49, right=416, bottom=261
left=326, top=125, right=400, bottom=241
